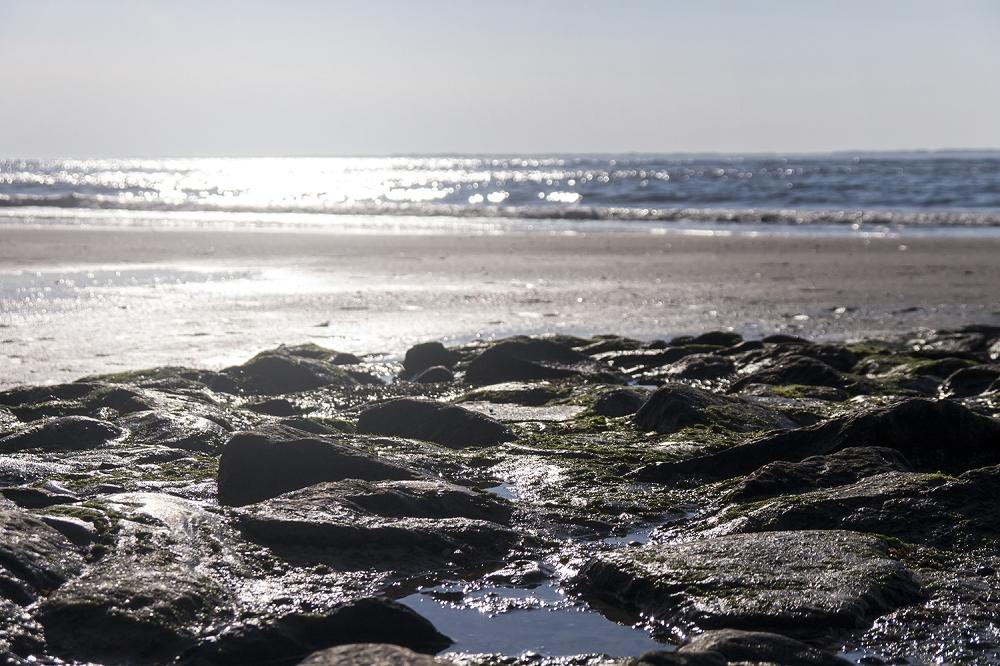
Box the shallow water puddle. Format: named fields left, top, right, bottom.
left=401, top=582, right=665, bottom=657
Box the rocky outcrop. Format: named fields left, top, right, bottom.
left=0, top=416, right=121, bottom=453
left=633, top=384, right=796, bottom=435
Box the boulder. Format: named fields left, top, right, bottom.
left=410, top=366, right=455, bottom=383
left=592, top=388, right=647, bottom=417
left=0, top=416, right=121, bottom=453
left=573, top=530, right=922, bottom=639
left=728, top=446, right=913, bottom=501
left=0, top=509, right=84, bottom=605
left=677, top=629, right=847, bottom=666
left=636, top=398, right=1000, bottom=482
left=225, top=349, right=365, bottom=394
left=179, top=599, right=452, bottom=666
left=119, top=410, right=228, bottom=453
left=659, top=353, right=735, bottom=380
left=402, top=342, right=458, bottom=377
left=465, top=337, right=624, bottom=385
left=941, top=365, right=1000, bottom=397
left=633, top=384, right=796, bottom=435
left=730, top=355, right=850, bottom=391
left=298, top=643, right=452, bottom=666
left=356, top=398, right=514, bottom=448
left=217, top=429, right=417, bottom=506
left=236, top=479, right=515, bottom=566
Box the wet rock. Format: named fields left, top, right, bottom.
left=941, top=365, right=1000, bottom=397
left=0, top=416, right=121, bottom=453
left=457, top=382, right=563, bottom=406
left=730, top=355, right=850, bottom=391
left=633, top=384, right=796, bottom=435
left=0, top=485, right=78, bottom=509
left=246, top=398, right=298, bottom=417
left=573, top=530, right=922, bottom=639
left=465, top=336, right=624, bottom=385
left=225, top=349, right=366, bottom=394
left=592, top=387, right=647, bottom=417
left=635, top=650, right=726, bottom=666
left=729, top=447, right=913, bottom=501
left=761, top=334, right=812, bottom=345
left=218, top=429, right=417, bottom=506
left=636, top=398, right=1000, bottom=482
left=298, top=643, right=452, bottom=666
left=0, top=458, right=72, bottom=486
left=237, top=480, right=516, bottom=565
left=39, top=562, right=229, bottom=663
left=683, top=331, right=743, bottom=347
left=119, top=409, right=228, bottom=453
left=717, top=465, right=1000, bottom=548
left=0, top=509, right=84, bottom=605
left=598, top=347, right=698, bottom=372
left=579, top=336, right=645, bottom=355
left=906, top=357, right=972, bottom=379
left=180, top=598, right=452, bottom=666
left=914, top=330, right=988, bottom=354
left=37, top=515, right=97, bottom=546
left=411, top=366, right=455, bottom=383
left=677, top=629, right=847, bottom=666
left=660, top=353, right=735, bottom=380
left=403, top=341, right=459, bottom=377
left=356, top=398, right=515, bottom=448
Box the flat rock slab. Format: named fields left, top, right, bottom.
left=573, top=530, right=923, bottom=639
left=356, top=398, right=515, bottom=448
left=460, top=400, right=585, bottom=423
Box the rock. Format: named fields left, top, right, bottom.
left=734, top=344, right=857, bottom=373
left=0, top=416, right=121, bottom=453
left=356, top=398, right=515, bottom=448
left=941, top=365, right=1000, bottom=397
left=225, top=349, right=365, bottom=394
left=457, top=382, right=562, bottom=406
left=119, top=410, right=228, bottom=453
left=411, top=366, right=455, bottom=383
left=915, top=331, right=988, bottom=354
left=730, top=355, right=850, bottom=391
left=403, top=342, right=458, bottom=377
left=0, top=509, right=84, bottom=605
left=635, top=651, right=726, bottom=666
left=592, top=388, right=647, bottom=417
left=37, top=515, right=97, bottom=546
left=681, top=331, right=743, bottom=347
left=179, top=599, right=452, bottom=666
left=217, top=429, right=417, bottom=506
left=39, top=562, right=230, bottom=663
left=465, top=336, right=624, bottom=385
left=578, top=336, right=645, bottom=355
left=633, top=384, right=796, bottom=435
left=298, top=643, right=453, bottom=666
left=907, top=357, right=972, bottom=379
left=761, top=334, right=812, bottom=344
left=715, top=466, right=1000, bottom=548
left=636, top=398, right=1000, bottom=482
left=0, top=485, right=78, bottom=509
left=236, top=480, right=515, bottom=566
left=729, top=446, right=913, bottom=501
left=246, top=398, right=298, bottom=417
left=677, top=629, right=847, bottom=666
left=598, top=347, right=699, bottom=372
left=0, top=458, right=72, bottom=486
left=573, top=530, right=922, bottom=639
left=660, top=353, right=735, bottom=380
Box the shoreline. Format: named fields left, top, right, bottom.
left=1, top=224, right=998, bottom=388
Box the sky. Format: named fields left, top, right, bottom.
left=1, top=0, right=998, bottom=157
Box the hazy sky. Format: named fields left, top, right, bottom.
left=1, top=0, right=998, bottom=157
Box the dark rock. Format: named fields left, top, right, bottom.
left=0, top=486, right=78, bottom=509
left=298, top=643, right=451, bottom=666
left=592, top=388, right=647, bottom=417
left=636, top=651, right=727, bottom=666
left=410, top=366, right=455, bottom=383
left=465, top=336, right=624, bottom=385
left=729, top=446, right=913, bottom=500
left=179, top=599, right=452, bottom=666
left=573, top=530, right=922, bottom=639
left=37, top=515, right=97, bottom=546
left=0, top=416, right=121, bottom=453
left=0, top=510, right=84, bottom=605
left=119, top=410, right=228, bottom=453
left=276, top=417, right=345, bottom=435
left=715, top=465, right=1000, bottom=548
left=225, top=349, right=364, bottom=394
left=717, top=340, right=765, bottom=356
left=907, top=357, right=973, bottom=379
left=761, top=334, right=813, bottom=344
left=356, top=398, right=514, bottom=448
left=678, top=629, right=847, bottom=666
left=599, top=347, right=699, bottom=372
left=217, top=429, right=417, bottom=506
left=941, top=365, right=1000, bottom=397
left=578, top=336, right=645, bottom=355
left=633, top=384, right=796, bottom=435
left=660, top=353, right=735, bottom=380
left=636, top=398, right=1000, bottom=482
left=915, top=331, right=988, bottom=354
left=457, top=382, right=562, bottom=406
left=246, top=398, right=298, bottom=417
left=687, top=331, right=743, bottom=347
left=237, top=480, right=516, bottom=565
left=402, top=341, right=459, bottom=377
left=39, top=562, right=229, bottom=663
left=730, top=355, right=850, bottom=391
left=734, top=343, right=857, bottom=373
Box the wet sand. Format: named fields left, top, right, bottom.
left=1, top=224, right=998, bottom=388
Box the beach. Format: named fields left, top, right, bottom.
left=2, top=224, right=999, bottom=389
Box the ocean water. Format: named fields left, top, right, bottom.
left=1, top=153, right=999, bottom=234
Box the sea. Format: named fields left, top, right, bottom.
left=2, top=152, right=999, bottom=236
